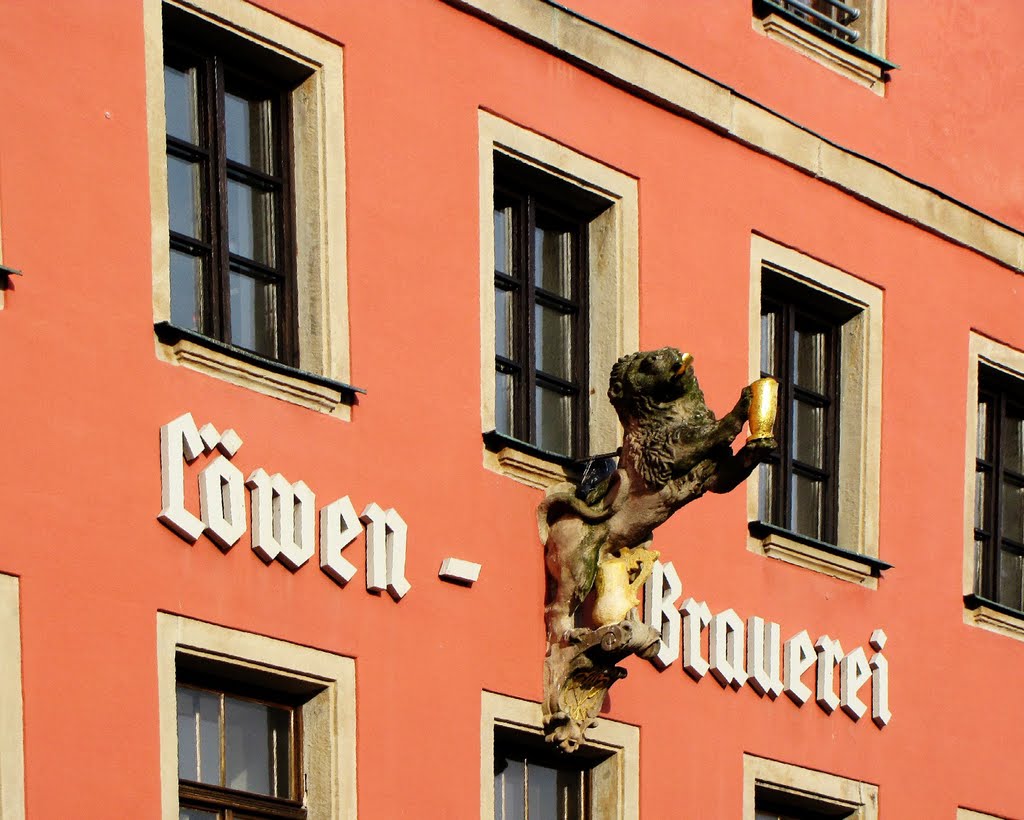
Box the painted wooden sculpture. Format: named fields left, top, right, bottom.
left=539, top=348, right=778, bottom=752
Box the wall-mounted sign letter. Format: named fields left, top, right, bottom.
left=747, top=616, right=784, bottom=699
left=783, top=630, right=816, bottom=705
left=246, top=469, right=316, bottom=571
left=869, top=629, right=892, bottom=727
left=320, top=496, right=361, bottom=586
left=814, top=635, right=844, bottom=715
left=360, top=503, right=411, bottom=601
left=840, top=646, right=871, bottom=720
left=158, top=413, right=205, bottom=542
left=680, top=597, right=712, bottom=681
left=709, top=609, right=747, bottom=690
left=198, top=456, right=246, bottom=551
left=644, top=560, right=683, bottom=670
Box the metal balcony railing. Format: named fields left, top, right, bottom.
left=780, top=0, right=861, bottom=44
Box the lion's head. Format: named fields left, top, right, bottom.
left=607, top=348, right=725, bottom=490
left=607, top=347, right=697, bottom=424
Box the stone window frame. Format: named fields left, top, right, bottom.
left=963, top=332, right=1024, bottom=643
left=478, top=110, right=639, bottom=489
left=752, top=0, right=894, bottom=96
left=747, top=234, right=884, bottom=588
left=744, top=754, right=879, bottom=820
left=958, top=809, right=1011, bottom=820
left=480, top=691, right=639, bottom=820
left=0, top=574, right=25, bottom=820
left=144, top=0, right=355, bottom=420
left=156, top=612, right=357, bottom=819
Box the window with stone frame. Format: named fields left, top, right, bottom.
left=492, top=154, right=609, bottom=460
left=758, top=270, right=858, bottom=545
left=163, top=7, right=301, bottom=364
left=973, top=366, right=1024, bottom=613
left=492, top=727, right=604, bottom=820
left=744, top=754, right=878, bottom=820
left=752, top=0, right=894, bottom=94
left=177, top=676, right=304, bottom=820
left=148, top=0, right=356, bottom=419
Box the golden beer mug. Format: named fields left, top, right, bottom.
left=747, top=376, right=779, bottom=442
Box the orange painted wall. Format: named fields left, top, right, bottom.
left=0, top=1, right=1020, bottom=816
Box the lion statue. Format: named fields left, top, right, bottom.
left=539, top=347, right=775, bottom=749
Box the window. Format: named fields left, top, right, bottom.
left=164, top=13, right=297, bottom=363
left=973, top=367, right=1024, bottom=614
left=493, top=729, right=599, bottom=820
left=146, top=0, right=356, bottom=419
left=747, top=236, right=884, bottom=587
left=481, top=692, right=639, bottom=820
left=0, top=574, right=25, bottom=820
left=759, top=271, right=853, bottom=544
left=744, top=755, right=878, bottom=820
left=177, top=679, right=302, bottom=819
left=964, top=333, right=1024, bottom=641
left=752, top=0, right=895, bottom=95
left=479, top=112, right=639, bottom=488
left=493, top=155, right=607, bottom=459
left=157, top=613, right=357, bottom=819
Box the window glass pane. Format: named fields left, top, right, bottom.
left=759, top=309, right=778, bottom=377
left=179, top=810, right=219, bottom=820
left=998, top=549, right=1024, bottom=611
left=977, top=397, right=990, bottom=460
left=164, top=64, right=199, bottom=144
left=534, top=224, right=573, bottom=298
left=167, top=155, right=203, bottom=239
left=794, top=323, right=827, bottom=394
left=224, top=89, right=275, bottom=174
left=494, top=205, right=514, bottom=277
left=791, top=474, right=823, bottom=540
left=535, top=305, right=573, bottom=381
left=1000, top=480, right=1024, bottom=543
left=527, top=763, right=557, bottom=820
left=228, top=179, right=277, bottom=266
left=229, top=270, right=279, bottom=358
left=536, top=386, right=573, bottom=456
left=556, top=768, right=584, bottom=820
left=224, top=696, right=292, bottom=798
left=494, top=756, right=525, bottom=820
left=974, top=538, right=987, bottom=592
left=170, top=250, right=204, bottom=332
left=975, top=469, right=989, bottom=531
left=1002, top=403, right=1024, bottom=474
left=792, top=400, right=824, bottom=468
left=495, top=370, right=515, bottom=437
left=176, top=685, right=220, bottom=785
left=495, top=287, right=514, bottom=360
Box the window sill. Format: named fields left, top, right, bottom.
left=752, top=1, right=895, bottom=96
left=482, top=431, right=578, bottom=490
left=155, top=322, right=363, bottom=420
left=964, top=594, right=1024, bottom=642
left=748, top=521, right=889, bottom=588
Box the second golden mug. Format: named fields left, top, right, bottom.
left=747, top=377, right=779, bottom=441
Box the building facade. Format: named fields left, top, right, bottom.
left=1, top=0, right=1023, bottom=816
